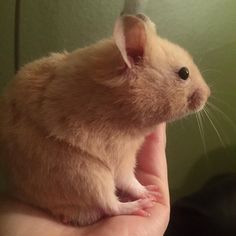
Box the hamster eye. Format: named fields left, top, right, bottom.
left=178, top=67, right=189, bottom=80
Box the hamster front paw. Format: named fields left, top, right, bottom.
left=110, top=198, right=155, bottom=217
left=117, top=176, right=161, bottom=201
left=137, top=185, right=161, bottom=201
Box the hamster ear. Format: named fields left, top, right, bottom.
left=113, top=15, right=147, bottom=68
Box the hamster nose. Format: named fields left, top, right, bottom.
left=188, top=89, right=208, bottom=111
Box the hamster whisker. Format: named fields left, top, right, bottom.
left=204, top=81, right=216, bottom=94
left=198, top=112, right=206, bottom=145
left=202, top=107, right=226, bottom=148
left=201, top=68, right=223, bottom=76
left=195, top=112, right=208, bottom=157
left=209, top=96, right=235, bottom=113
left=207, top=102, right=236, bottom=131
left=205, top=106, right=230, bottom=146
left=211, top=91, right=235, bottom=96
left=196, top=56, right=204, bottom=65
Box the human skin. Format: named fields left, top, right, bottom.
left=0, top=123, right=170, bottom=236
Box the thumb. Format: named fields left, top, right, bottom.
left=137, top=123, right=167, bottom=182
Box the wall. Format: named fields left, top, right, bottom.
left=0, top=0, right=15, bottom=91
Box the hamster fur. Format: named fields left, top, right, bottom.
left=0, top=15, right=210, bottom=225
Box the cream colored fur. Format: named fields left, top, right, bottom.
left=0, top=15, right=209, bottom=225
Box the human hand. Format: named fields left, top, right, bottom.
left=0, top=123, right=169, bottom=236
left=84, top=123, right=170, bottom=236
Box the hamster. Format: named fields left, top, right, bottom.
left=0, top=14, right=210, bottom=226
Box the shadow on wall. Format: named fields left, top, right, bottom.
left=165, top=173, right=236, bottom=235
left=166, top=146, right=236, bottom=235
left=171, top=145, right=236, bottom=200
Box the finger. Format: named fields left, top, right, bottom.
left=137, top=123, right=167, bottom=182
